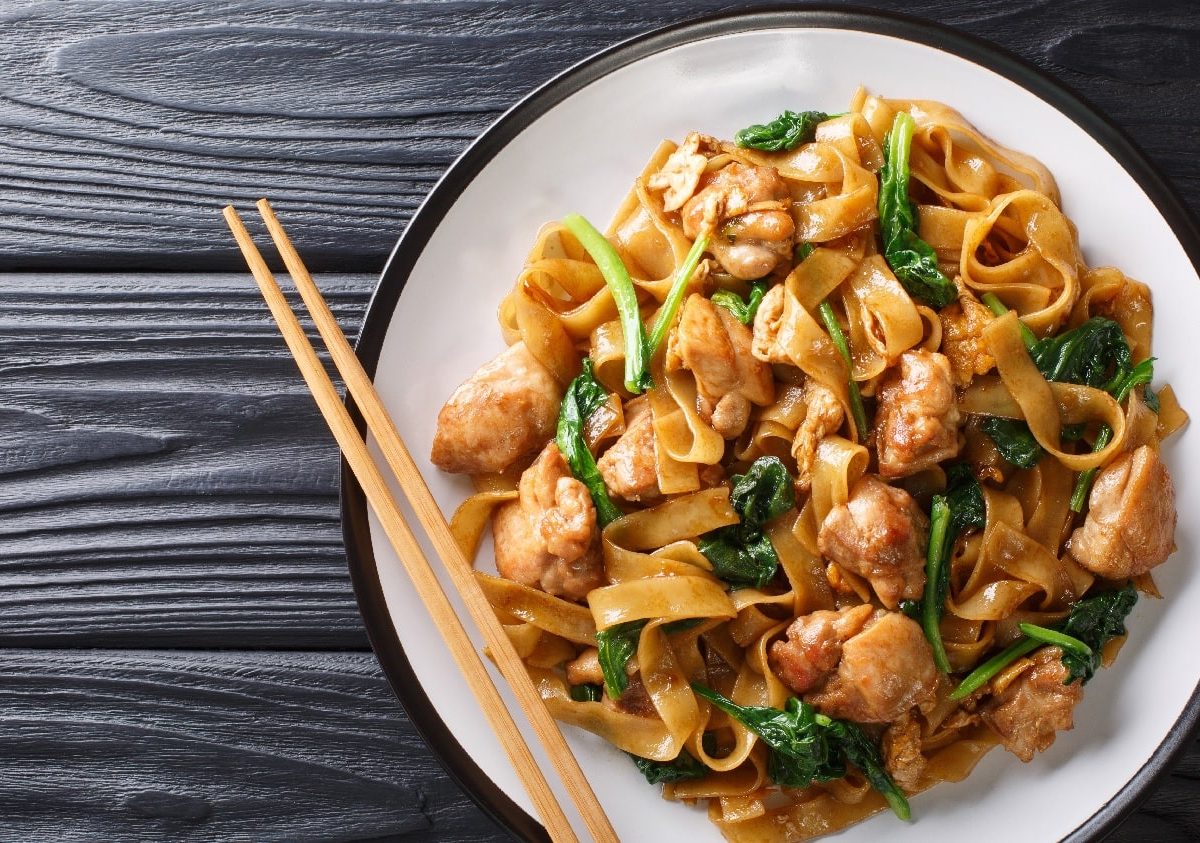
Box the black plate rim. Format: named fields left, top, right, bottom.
left=341, top=6, right=1200, bottom=841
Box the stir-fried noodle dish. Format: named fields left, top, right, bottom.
left=430, top=89, right=1188, bottom=840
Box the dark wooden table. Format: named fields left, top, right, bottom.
left=1, top=1, right=1197, bottom=840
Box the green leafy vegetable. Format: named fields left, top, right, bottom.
left=629, top=749, right=709, bottom=785
left=735, top=110, right=830, bottom=152
left=647, top=233, right=712, bottom=356
left=595, top=617, right=706, bottom=699
left=569, top=683, right=602, bottom=703
left=818, top=300, right=870, bottom=440
left=1029, top=316, right=1131, bottom=390
left=795, top=242, right=815, bottom=263
left=691, top=685, right=910, bottom=820
left=1056, top=585, right=1138, bottom=684
left=944, top=463, right=986, bottom=538
left=949, top=586, right=1138, bottom=700
left=556, top=359, right=623, bottom=526
left=562, top=213, right=651, bottom=394
left=730, top=456, right=795, bottom=527
left=699, top=457, right=795, bottom=588
left=712, top=281, right=768, bottom=325
left=979, top=296, right=1160, bottom=512
left=595, top=620, right=644, bottom=699
left=878, top=112, right=957, bottom=309
left=922, top=465, right=985, bottom=674
left=981, top=417, right=1045, bottom=469
left=698, top=531, right=780, bottom=589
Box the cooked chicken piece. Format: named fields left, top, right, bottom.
left=882, top=710, right=927, bottom=793
left=768, top=604, right=875, bottom=694
left=597, top=397, right=660, bottom=502
left=1069, top=445, right=1176, bottom=579
left=667, top=293, right=775, bottom=439
left=492, top=442, right=605, bottom=602
left=565, top=647, right=604, bottom=687
left=792, top=380, right=845, bottom=493
left=431, top=342, right=562, bottom=475
left=939, top=293, right=996, bottom=387
left=681, top=162, right=795, bottom=279
left=808, top=611, right=938, bottom=723
left=771, top=607, right=938, bottom=723
left=647, top=132, right=709, bottom=212
left=818, top=476, right=928, bottom=609
left=876, top=350, right=962, bottom=478
left=750, top=284, right=790, bottom=365
left=982, top=646, right=1082, bottom=762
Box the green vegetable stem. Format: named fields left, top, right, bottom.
left=949, top=586, right=1137, bottom=700
left=920, top=465, right=985, bottom=673
left=878, top=112, right=958, bottom=309
left=647, top=233, right=711, bottom=357
left=562, top=213, right=652, bottom=394
left=817, top=300, right=870, bottom=441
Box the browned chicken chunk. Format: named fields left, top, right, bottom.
left=770, top=607, right=938, bottom=723
left=668, top=293, right=775, bottom=439
left=1069, top=445, right=1176, bottom=580
left=792, top=380, right=845, bottom=493
left=597, top=397, right=660, bottom=502
left=876, top=350, right=962, bottom=478
left=681, top=162, right=795, bottom=280
left=565, top=647, right=604, bottom=687
left=769, top=604, right=875, bottom=694
left=647, top=132, right=709, bottom=212
left=882, top=710, right=927, bottom=793
left=431, top=342, right=562, bottom=475
left=492, top=443, right=605, bottom=602
left=818, top=475, right=929, bottom=609
left=982, top=646, right=1082, bottom=762
left=939, top=293, right=996, bottom=387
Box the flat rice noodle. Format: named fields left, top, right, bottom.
left=474, top=572, right=597, bottom=645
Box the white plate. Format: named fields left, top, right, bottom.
left=343, top=10, right=1200, bottom=842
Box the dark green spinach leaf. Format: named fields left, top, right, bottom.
left=735, top=110, right=829, bottom=152
left=1057, top=585, right=1138, bottom=684
left=981, top=417, right=1045, bottom=468
left=691, top=685, right=910, bottom=820
left=629, top=749, right=708, bottom=784
left=699, top=457, right=795, bottom=588
left=556, top=359, right=623, bottom=526
left=878, top=112, right=957, bottom=309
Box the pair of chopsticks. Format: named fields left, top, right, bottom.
left=223, top=200, right=616, bottom=843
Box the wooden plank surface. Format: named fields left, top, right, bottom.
left=0, top=273, right=373, bottom=648
left=0, top=0, right=1197, bottom=840
left=0, top=0, right=1197, bottom=272
left=0, top=650, right=496, bottom=842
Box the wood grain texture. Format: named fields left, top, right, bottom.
left=0, top=0, right=1198, bottom=272
left=0, top=272, right=375, bottom=647
left=0, top=1, right=1198, bottom=840
left=0, top=649, right=501, bottom=842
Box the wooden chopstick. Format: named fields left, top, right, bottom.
left=224, top=201, right=617, bottom=843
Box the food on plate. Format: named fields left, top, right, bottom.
left=433, top=88, right=1188, bottom=841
